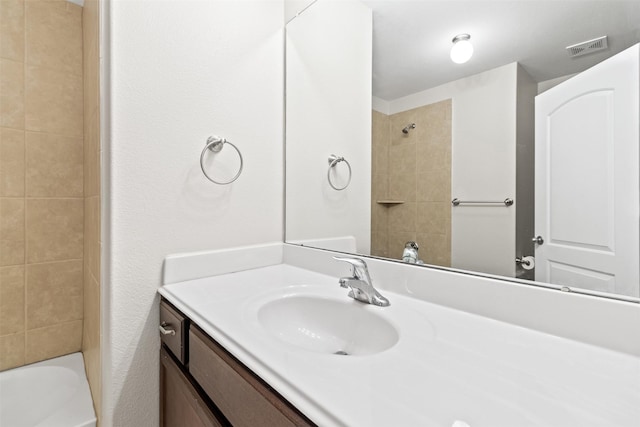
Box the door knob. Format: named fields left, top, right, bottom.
left=532, top=236, right=544, bottom=245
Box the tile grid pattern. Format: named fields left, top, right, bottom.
left=371, top=100, right=452, bottom=266
left=1, top=0, right=84, bottom=370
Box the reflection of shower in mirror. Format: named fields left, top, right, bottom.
left=402, top=123, right=416, bottom=134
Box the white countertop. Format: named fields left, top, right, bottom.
left=159, top=263, right=640, bottom=427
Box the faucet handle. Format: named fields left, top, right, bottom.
left=333, top=256, right=370, bottom=281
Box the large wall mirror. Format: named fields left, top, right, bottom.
left=285, top=0, right=640, bottom=302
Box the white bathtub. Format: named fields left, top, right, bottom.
left=0, top=352, right=96, bottom=427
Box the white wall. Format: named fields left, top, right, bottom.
left=104, top=1, right=284, bottom=425
left=537, top=72, right=578, bottom=94
left=387, top=63, right=520, bottom=277
left=284, top=0, right=315, bottom=22
left=285, top=0, right=372, bottom=254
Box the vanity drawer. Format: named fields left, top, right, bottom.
left=189, top=325, right=314, bottom=427
left=160, top=300, right=186, bottom=364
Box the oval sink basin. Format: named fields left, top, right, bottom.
left=257, top=296, right=398, bottom=356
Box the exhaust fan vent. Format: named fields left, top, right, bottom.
left=566, top=36, right=608, bottom=58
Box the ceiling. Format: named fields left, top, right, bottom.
left=364, top=1, right=640, bottom=100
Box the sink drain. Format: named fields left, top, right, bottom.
left=333, top=350, right=349, bottom=356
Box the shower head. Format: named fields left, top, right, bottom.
left=402, top=123, right=416, bottom=134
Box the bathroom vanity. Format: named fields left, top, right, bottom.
left=158, top=244, right=640, bottom=427
left=159, top=299, right=313, bottom=426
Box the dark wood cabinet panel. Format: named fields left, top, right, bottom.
left=189, top=325, right=315, bottom=427
left=160, top=300, right=187, bottom=364
left=160, top=348, right=225, bottom=427
left=159, top=298, right=316, bottom=427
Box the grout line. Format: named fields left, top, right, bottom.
left=23, top=129, right=85, bottom=140
left=25, top=258, right=83, bottom=267
left=21, top=197, right=85, bottom=200
left=25, top=317, right=83, bottom=333
left=23, top=0, right=28, bottom=364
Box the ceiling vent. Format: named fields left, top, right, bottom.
left=566, top=36, right=608, bottom=58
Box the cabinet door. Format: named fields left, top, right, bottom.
left=160, top=348, right=226, bottom=427
left=189, top=326, right=314, bottom=427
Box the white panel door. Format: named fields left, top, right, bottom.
left=535, top=44, right=639, bottom=297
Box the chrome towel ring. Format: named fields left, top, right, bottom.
left=327, top=154, right=352, bottom=191
left=200, top=136, right=243, bottom=185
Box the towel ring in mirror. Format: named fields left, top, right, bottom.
left=327, top=154, right=352, bottom=191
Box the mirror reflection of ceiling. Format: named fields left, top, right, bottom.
left=365, top=1, right=640, bottom=100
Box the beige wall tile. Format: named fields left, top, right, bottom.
left=372, top=100, right=452, bottom=266
left=26, top=198, right=83, bottom=263
left=417, top=171, right=451, bottom=202
left=84, top=111, right=100, bottom=197
left=25, top=0, right=82, bottom=75
left=82, top=267, right=99, bottom=353
left=387, top=231, right=416, bottom=261
left=390, top=108, right=419, bottom=145
left=0, top=265, right=25, bottom=335
left=416, top=141, right=450, bottom=174
left=0, top=239, right=24, bottom=266
left=25, top=65, right=83, bottom=138
left=0, top=197, right=25, bottom=266
left=82, top=0, right=99, bottom=61
left=0, top=0, right=24, bottom=62
left=372, top=110, right=389, bottom=142
left=0, top=332, right=24, bottom=370
left=370, top=231, right=388, bottom=258
left=82, top=280, right=102, bottom=417
left=388, top=140, right=416, bottom=173
left=371, top=173, right=388, bottom=200
left=417, top=202, right=450, bottom=235
left=388, top=171, right=416, bottom=202
left=25, top=318, right=82, bottom=364
left=84, top=196, right=100, bottom=279
left=417, top=232, right=451, bottom=267
left=26, top=132, right=83, bottom=197
left=419, top=103, right=451, bottom=148
left=83, top=1, right=100, bottom=417
left=82, top=269, right=100, bottom=415
left=372, top=140, right=388, bottom=177
left=0, top=127, right=25, bottom=196
left=0, top=58, right=25, bottom=129
left=388, top=202, right=417, bottom=233
left=371, top=111, right=389, bottom=176
left=371, top=202, right=388, bottom=233
left=26, top=260, right=82, bottom=329
left=83, top=26, right=99, bottom=122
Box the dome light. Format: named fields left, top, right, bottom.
left=450, top=34, right=473, bottom=64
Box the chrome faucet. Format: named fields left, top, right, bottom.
left=334, top=256, right=390, bottom=307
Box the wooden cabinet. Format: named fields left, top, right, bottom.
left=160, top=301, right=187, bottom=364
left=160, top=299, right=315, bottom=427
left=160, top=348, right=226, bottom=427
left=190, top=325, right=313, bottom=427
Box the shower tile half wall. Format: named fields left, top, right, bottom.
left=0, top=0, right=84, bottom=370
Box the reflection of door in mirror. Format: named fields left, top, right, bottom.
left=535, top=44, right=640, bottom=298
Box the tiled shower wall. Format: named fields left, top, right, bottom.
left=371, top=99, right=452, bottom=266
left=82, top=0, right=101, bottom=419
left=0, top=0, right=84, bottom=369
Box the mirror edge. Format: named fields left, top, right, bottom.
left=282, top=242, right=640, bottom=304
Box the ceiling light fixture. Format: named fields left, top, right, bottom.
left=450, top=34, right=473, bottom=64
